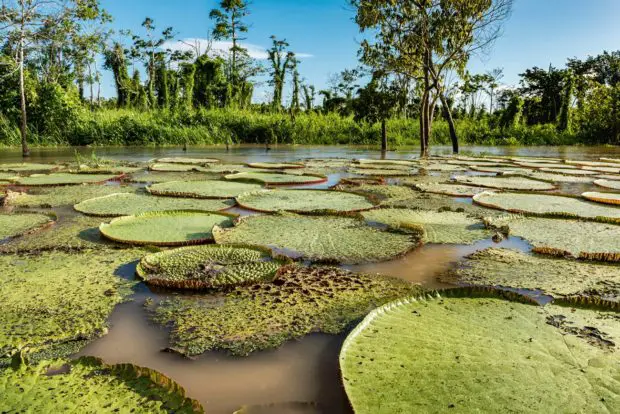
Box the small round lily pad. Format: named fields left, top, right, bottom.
left=225, top=172, right=327, bottom=185
left=10, top=173, right=122, bottom=186
left=0, top=213, right=54, bottom=240
left=235, top=189, right=375, bottom=213
left=453, top=175, right=555, bottom=191
left=147, top=180, right=262, bottom=199
left=582, top=191, right=620, bottom=205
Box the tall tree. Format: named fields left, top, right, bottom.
left=267, top=35, right=294, bottom=110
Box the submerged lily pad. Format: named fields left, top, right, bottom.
left=75, top=193, right=233, bottom=216
left=225, top=171, right=327, bottom=185
left=595, top=179, right=620, bottom=190
left=4, top=185, right=138, bottom=208
left=151, top=265, right=421, bottom=356
left=453, top=175, right=555, bottom=191
left=474, top=191, right=620, bottom=223
left=582, top=191, right=620, bottom=205
left=147, top=180, right=262, bottom=199
left=214, top=214, right=418, bottom=264
left=0, top=213, right=54, bottom=240
left=11, top=173, right=121, bottom=186
left=340, top=289, right=620, bottom=414
left=100, top=211, right=235, bottom=246
left=157, top=157, right=219, bottom=164
left=137, top=245, right=283, bottom=290
left=0, top=358, right=203, bottom=413
left=0, top=163, right=59, bottom=172
left=413, top=183, right=486, bottom=197
left=247, top=162, right=304, bottom=169
left=235, top=189, right=375, bottom=213
left=362, top=208, right=490, bottom=244
left=445, top=248, right=620, bottom=301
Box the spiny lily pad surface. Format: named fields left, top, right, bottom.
left=340, top=290, right=620, bottom=414
left=487, top=215, right=620, bottom=261
left=151, top=265, right=421, bottom=356
left=235, top=189, right=375, bottom=213
left=0, top=358, right=203, bottom=413
left=247, top=161, right=304, bottom=169
left=147, top=179, right=262, bottom=198
left=11, top=173, right=121, bottom=186
left=0, top=163, right=59, bottom=172
left=100, top=211, right=234, bottom=246
left=582, top=191, right=620, bottom=205
left=4, top=184, right=138, bottom=207
left=595, top=179, right=620, bottom=190
left=474, top=191, right=620, bottom=222
left=413, top=183, right=486, bottom=197
left=446, top=248, right=620, bottom=301
left=137, top=245, right=282, bottom=289
left=74, top=193, right=233, bottom=216
left=0, top=213, right=53, bottom=240
left=214, top=213, right=418, bottom=264
left=157, top=157, right=219, bottom=164
left=453, top=175, right=555, bottom=191
left=225, top=171, right=327, bottom=185
left=362, top=208, right=490, bottom=244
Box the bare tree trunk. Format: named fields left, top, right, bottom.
left=381, top=118, right=387, bottom=152
left=420, top=90, right=428, bottom=157
left=439, top=93, right=459, bottom=154
left=19, top=22, right=29, bottom=157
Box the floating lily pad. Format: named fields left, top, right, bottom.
left=413, top=183, right=486, bottom=197
left=356, top=159, right=417, bottom=166
left=149, top=163, right=209, bottom=172
left=469, top=166, right=534, bottom=174
left=453, top=175, right=555, bottom=191
left=225, top=172, right=327, bottom=185
left=473, top=191, right=620, bottom=223
left=157, top=157, right=219, bottom=164
left=519, top=171, right=595, bottom=183
left=0, top=163, right=60, bottom=172
left=597, top=174, right=620, bottom=181
left=0, top=172, right=17, bottom=182
left=128, top=171, right=215, bottom=183
left=75, top=193, right=234, bottom=217
left=362, top=208, right=490, bottom=244
left=150, top=265, right=421, bottom=356
left=3, top=185, right=138, bottom=208
left=353, top=163, right=417, bottom=171
left=137, top=245, right=282, bottom=290
left=539, top=167, right=597, bottom=175
left=565, top=160, right=620, bottom=168
left=247, top=162, right=304, bottom=169
left=147, top=180, right=262, bottom=199
left=70, top=165, right=144, bottom=174
left=0, top=358, right=203, bottom=413
left=582, top=166, right=620, bottom=174
left=340, top=289, right=620, bottom=414
left=418, top=163, right=466, bottom=172
left=595, top=179, right=620, bottom=190
left=349, top=168, right=418, bottom=176
left=214, top=214, right=418, bottom=264
left=235, top=189, right=375, bottom=213
left=0, top=213, right=54, bottom=240
left=516, top=162, right=576, bottom=169
left=11, top=173, right=121, bottom=186
left=582, top=192, right=620, bottom=205
left=600, top=157, right=620, bottom=164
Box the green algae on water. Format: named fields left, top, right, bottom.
left=0, top=213, right=54, bottom=240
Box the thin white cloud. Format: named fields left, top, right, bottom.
left=164, top=38, right=313, bottom=60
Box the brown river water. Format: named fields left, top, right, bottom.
left=3, top=144, right=619, bottom=413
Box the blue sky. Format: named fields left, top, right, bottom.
left=98, top=0, right=620, bottom=101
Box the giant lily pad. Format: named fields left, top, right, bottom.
left=149, top=163, right=209, bottom=172
left=473, top=191, right=620, bottom=223
left=213, top=214, right=418, bottom=264
left=3, top=185, right=138, bottom=208
left=136, top=245, right=283, bottom=290
left=595, top=179, right=620, bottom=190
left=247, top=161, right=304, bottom=169
left=129, top=171, right=215, bottom=183
left=582, top=166, right=620, bottom=174
left=150, top=265, right=421, bottom=356
left=0, top=172, right=17, bottom=183
left=413, top=183, right=486, bottom=197
left=0, top=163, right=59, bottom=172
left=519, top=171, right=595, bottom=183
left=75, top=193, right=233, bottom=216
left=0, top=213, right=54, bottom=240
left=340, top=289, right=620, bottom=414
left=453, top=175, right=555, bottom=191
left=362, top=208, right=490, bottom=244
left=539, top=167, right=597, bottom=176
left=356, top=159, right=417, bottom=166
left=100, top=211, right=235, bottom=246
left=235, top=189, right=375, bottom=213
left=157, top=157, right=219, bottom=164
left=0, top=358, right=203, bottom=413
left=225, top=171, right=327, bottom=185
left=11, top=173, right=121, bottom=186
left=147, top=180, right=262, bottom=199
left=350, top=167, right=418, bottom=176
left=582, top=191, right=620, bottom=205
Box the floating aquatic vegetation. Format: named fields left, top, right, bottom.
left=151, top=265, right=421, bottom=356
left=473, top=191, right=620, bottom=223
left=518, top=171, right=595, bottom=183
left=418, top=163, right=466, bottom=172
left=486, top=215, right=620, bottom=261
left=539, top=167, right=597, bottom=175
left=445, top=248, right=620, bottom=301
left=75, top=193, right=234, bottom=216
left=565, top=160, right=620, bottom=168
left=225, top=171, right=327, bottom=185
left=509, top=157, right=562, bottom=164
left=362, top=208, right=490, bottom=244
left=0, top=250, right=139, bottom=358
left=157, top=157, right=219, bottom=164
left=147, top=180, right=262, bottom=199
left=595, top=179, right=620, bottom=190
left=353, top=163, right=417, bottom=171
left=0, top=163, right=60, bottom=173
left=137, top=245, right=283, bottom=290
left=340, top=288, right=620, bottom=414
left=70, top=165, right=144, bottom=174
left=0, top=357, right=203, bottom=413
left=100, top=210, right=235, bottom=246
left=0, top=213, right=54, bottom=240
left=128, top=171, right=215, bottom=183
left=453, top=175, right=556, bottom=191
left=580, top=166, right=620, bottom=174
left=0, top=172, right=17, bottom=183
left=11, top=173, right=122, bottom=186
left=3, top=185, right=138, bottom=208
left=349, top=167, right=418, bottom=176
left=247, top=162, right=304, bottom=169
left=582, top=191, right=620, bottom=205
left=201, top=163, right=260, bottom=174
left=596, top=174, right=620, bottom=181
left=413, top=183, right=487, bottom=197
left=235, top=189, right=375, bottom=213
left=515, top=162, right=574, bottom=169
left=356, top=158, right=417, bottom=166
left=149, top=163, right=209, bottom=172
left=600, top=157, right=620, bottom=164
left=214, top=213, right=418, bottom=264
left=469, top=166, right=534, bottom=174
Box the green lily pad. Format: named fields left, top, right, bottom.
left=0, top=172, right=17, bottom=182
left=583, top=191, right=620, bottom=205
left=469, top=166, right=534, bottom=174
left=151, top=265, right=421, bottom=356
left=413, top=183, right=486, bottom=197
left=356, top=159, right=417, bottom=166
left=3, top=185, right=138, bottom=208
left=519, top=171, right=595, bottom=183
left=516, top=162, right=577, bottom=169
left=100, top=211, right=235, bottom=246
left=214, top=213, right=418, bottom=264
left=11, top=173, right=122, bottom=186
left=247, top=162, right=304, bottom=169
left=235, top=189, right=375, bottom=213
left=362, top=208, right=491, bottom=244
left=473, top=191, right=620, bottom=223
left=350, top=168, right=418, bottom=176
left=596, top=174, right=620, bottom=181
left=565, top=160, right=620, bottom=168
left=75, top=193, right=234, bottom=217
left=0, top=358, right=203, bottom=413
left=453, top=175, right=556, bottom=191
left=340, top=289, right=620, bottom=414
left=0, top=163, right=60, bottom=172
left=225, top=171, right=327, bottom=185
left=137, top=245, right=282, bottom=290
left=147, top=180, right=262, bottom=199
left=539, top=168, right=597, bottom=175
left=418, top=163, right=466, bottom=172
left=157, top=157, right=219, bottom=164
left=583, top=166, right=620, bottom=174
left=600, top=157, right=620, bottom=164
left=0, top=213, right=54, bottom=240
left=149, top=163, right=209, bottom=172
left=128, top=171, right=215, bottom=183
left=595, top=179, right=620, bottom=190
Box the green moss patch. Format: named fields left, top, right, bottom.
left=340, top=290, right=620, bottom=414
left=362, top=208, right=490, bottom=244
left=147, top=180, right=262, bottom=199
left=11, top=173, right=122, bottom=186
left=75, top=193, right=233, bottom=216
left=413, top=183, right=486, bottom=197
left=235, top=189, right=375, bottom=213
left=100, top=210, right=235, bottom=246
left=3, top=185, right=138, bottom=208
left=0, top=358, right=203, bottom=413
left=151, top=265, right=421, bottom=356
left=157, top=157, right=219, bottom=164
left=247, top=162, right=304, bottom=169
left=453, top=175, right=556, bottom=191
left=583, top=191, right=620, bottom=205
left=595, top=179, right=620, bottom=190
left=225, top=171, right=327, bottom=185
left=0, top=163, right=60, bottom=173
left=214, top=213, right=418, bottom=264
left=0, top=213, right=54, bottom=240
